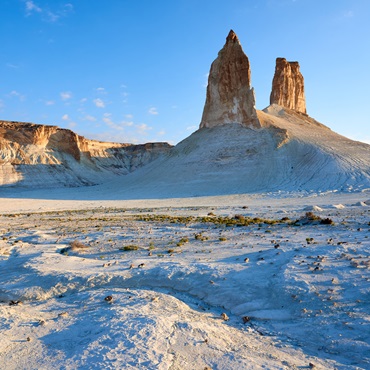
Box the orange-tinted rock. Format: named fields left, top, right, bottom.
left=200, top=30, right=260, bottom=129
left=0, top=120, right=172, bottom=187
left=270, top=58, right=306, bottom=114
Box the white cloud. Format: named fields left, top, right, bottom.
left=60, top=91, right=72, bottom=101
left=24, top=1, right=73, bottom=22
left=63, top=3, right=74, bottom=12
left=102, top=113, right=134, bottom=131
left=45, top=100, right=55, bottom=106
left=45, top=10, right=59, bottom=22
left=203, top=72, right=209, bottom=88
left=80, top=98, right=88, bottom=104
left=186, top=125, right=197, bottom=131
left=61, top=114, right=69, bottom=121
left=125, top=114, right=133, bottom=119
left=136, top=123, right=152, bottom=134
left=148, top=107, right=158, bottom=115
left=96, top=87, right=106, bottom=94
left=93, top=98, right=105, bottom=108
left=343, top=10, right=354, bottom=18
left=103, top=114, right=123, bottom=131
left=9, top=90, right=25, bottom=101
left=157, top=130, right=166, bottom=136
left=25, top=1, right=42, bottom=14
left=6, top=63, right=19, bottom=69
left=67, top=121, right=76, bottom=129
left=83, top=115, right=97, bottom=122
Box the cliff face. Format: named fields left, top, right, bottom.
left=200, top=30, right=260, bottom=129
left=0, top=121, right=172, bottom=187
left=270, top=58, right=306, bottom=114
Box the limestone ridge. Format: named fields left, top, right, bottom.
left=199, top=30, right=260, bottom=129
left=270, top=58, right=307, bottom=114
left=0, top=120, right=172, bottom=187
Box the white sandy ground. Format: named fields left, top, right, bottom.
left=0, top=191, right=369, bottom=369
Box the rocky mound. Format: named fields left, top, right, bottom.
left=98, top=106, right=369, bottom=198
left=0, top=121, right=171, bottom=187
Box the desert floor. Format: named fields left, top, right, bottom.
left=0, top=191, right=369, bottom=369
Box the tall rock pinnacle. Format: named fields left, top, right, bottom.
left=199, top=30, right=260, bottom=129
left=270, top=58, right=307, bottom=114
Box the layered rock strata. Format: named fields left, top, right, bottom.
left=270, top=58, right=306, bottom=114
left=0, top=120, right=171, bottom=187
left=200, top=30, right=260, bottom=129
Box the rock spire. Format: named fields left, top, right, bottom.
left=199, top=30, right=260, bottom=129
left=270, top=58, right=306, bottom=114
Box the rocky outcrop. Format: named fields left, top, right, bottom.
left=270, top=58, right=306, bottom=114
left=0, top=120, right=172, bottom=187
left=200, top=30, right=260, bottom=129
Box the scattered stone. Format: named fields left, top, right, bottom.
left=244, top=257, right=250, bottom=263
left=221, top=312, right=229, bottom=321
left=104, top=295, right=113, bottom=302
left=9, top=300, right=22, bottom=306
left=138, top=263, right=145, bottom=268
left=58, top=312, right=69, bottom=318
left=26, top=337, right=32, bottom=342
left=242, top=316, right=251, bottom=323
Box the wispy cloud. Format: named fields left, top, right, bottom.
left=148, top=107, right=158, bottom=115
left=45, top=100, right=55, bottom=106
left=60, top=91, right=72, bottom=101
left=83, top=115, right=97, bottom=122
left=103, top=113, right=123, bottom=131
left=6, top=63, right=19, bottom=69
left=186, top=125, right=197, bottom=131
left=102, top=113, right=134, bottom=130
left=8, top=90, right=26, bottom=101
left=95, top=87, right=107, bottom=94
left=343, top=10, right=354, bottom=18
left=93, top=98, right=105, bottom=108
left=203, top=72, right=209, bottom=88
left=25, top=1, right=42, bottom=15
left=23, top=1, right=74, bottom=22
left=61, top=114, right=69, bottom=121
left=136, top=123, right=152, bottom=134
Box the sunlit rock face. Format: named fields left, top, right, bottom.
left=270, top=57, right=307, bottom=114
left=0, top=120, right=172, bottom=187
left=200, top=30, right=260, bottom=129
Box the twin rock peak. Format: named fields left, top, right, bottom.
left=200, top=30, right=306, bottom=129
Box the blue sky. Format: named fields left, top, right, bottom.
left=1, top=0, right=369, bottom=144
